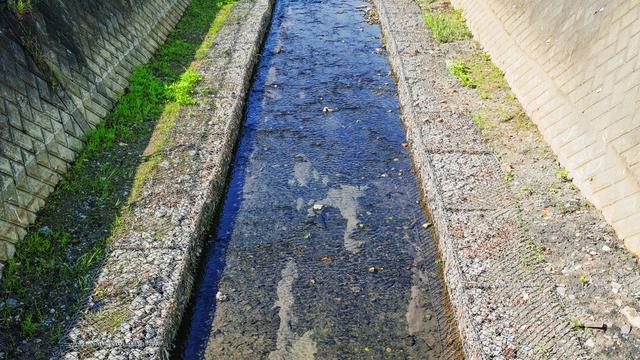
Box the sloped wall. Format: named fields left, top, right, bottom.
left=452, top=0, right=640, bottom=255
left=0, top=0, right=191, bottom=260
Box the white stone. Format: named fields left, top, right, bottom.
left=585, top=339, right=595, bottom=348
left=215, top=291, right=228, bottom=302
left=621, top=306, right=640, bottom=328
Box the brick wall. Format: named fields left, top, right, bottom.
left=0, top=0, right=191, bottom=260
left=451, top=0, right=640, bottom=256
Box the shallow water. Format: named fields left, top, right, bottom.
left=174, top=0, right=459, bottom=358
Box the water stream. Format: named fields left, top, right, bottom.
left=173, top=0, right=460, bottom=358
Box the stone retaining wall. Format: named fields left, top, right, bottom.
left=450, top=0, right=640, bottom=256
left=0, top=0, right=191, bottom=261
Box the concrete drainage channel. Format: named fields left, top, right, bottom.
left=56, top=0, right=590, bottom=359
left=172, top=0, right=462, bottom=358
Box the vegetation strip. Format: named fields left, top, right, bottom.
left=0, top=0, right=236, bottom=357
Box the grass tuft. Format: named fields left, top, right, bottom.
left=171, top=68, right=203, bottom=105
left=447, top=60, right=475, bottom=88
left=424, top=8, right=471, bottom=43
left=451, top=51, right=533, bottom=137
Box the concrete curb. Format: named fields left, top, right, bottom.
left=57, top=0, right=274, bottom=358
left=373, top=0, right=590, bottom=358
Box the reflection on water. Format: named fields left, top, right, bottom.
left=174, top=0, right=460, bottom=358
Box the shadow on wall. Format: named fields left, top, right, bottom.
left=4, top=0, right=152, bottom=67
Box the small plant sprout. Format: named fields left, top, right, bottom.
left=556, top=168, right=571, bottom=182
left=447, top=60, right=476, bottom=88
left=505, top=169, right=514, bottom=183
left=579, top=274, right=589, bottom=285
left=13, top=0, right=32, bottom=15
left=569, top=315, right=583, bottom=330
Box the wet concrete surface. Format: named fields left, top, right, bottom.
left=174, top=0, right=459, bottom=358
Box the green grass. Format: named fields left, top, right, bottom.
left=0, top=0, right=236, bottom=356
left=450, top=51, right=533, bottom=137
left=447, top=60, right=475, bottom=88
left=424, top=8, right=471, bottom=43
left=170, top=68, right=203, bottom=105
left=11, top=0, right=32, bottom=15
left=568, top=315, right=583, bottom=330
left=463, top=51, right=506, bottom=99
left=556, top=168, right=571, bottom=182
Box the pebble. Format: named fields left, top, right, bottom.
left=556, top=286, right=566, bottom=297
left=215, top=291, right=228, bottom=302
left=585, top=339, right=595, bottom=348
left=621, top=306, right=640, bottom=328
left=621, top=324, right=632, bottom=335
left=312, top=204, right=324, bottom=211
left=6, top=298, right=18, bottom=308
left=612, top=282, right=621, bottom=294
left=602, top=245, right=611, bottom=252
left=38, top=226, right=53, bottom=235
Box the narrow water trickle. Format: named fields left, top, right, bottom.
left=173, top=0, right=460, bottom=358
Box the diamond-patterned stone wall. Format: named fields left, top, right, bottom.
left=0, top=0, right=191, bottom=261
